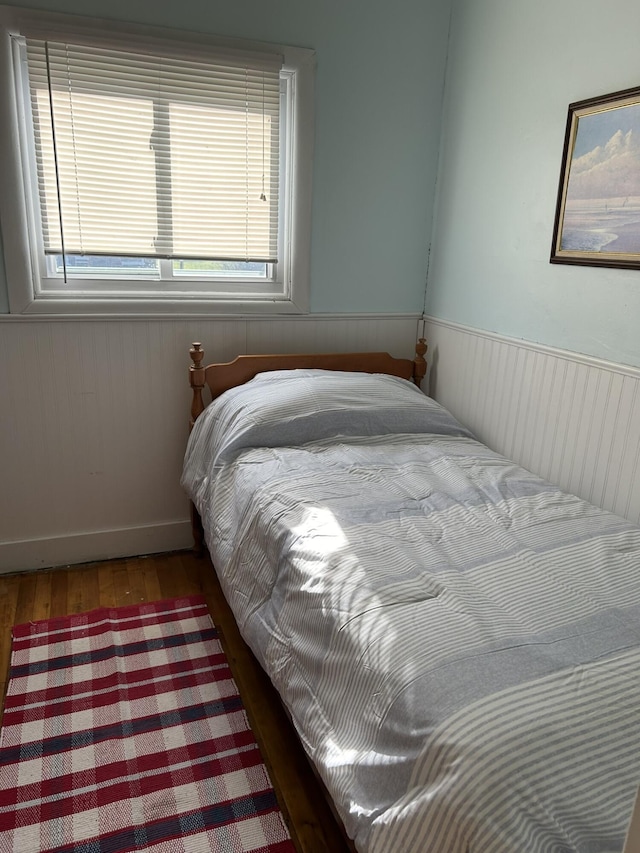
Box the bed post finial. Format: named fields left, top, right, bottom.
left=189, top=343, right=207, bottom=557
left=189, top=342, right=206, bottom=430
left=414, top=337, right=428, bottom=388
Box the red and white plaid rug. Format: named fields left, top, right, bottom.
left=0, top=595, right=296, bottom=853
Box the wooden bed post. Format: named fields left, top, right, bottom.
left=189, top=342, right=206, bottom=429
left=189, top=343, right=206, bottom=556
left=414, top=337, right=428, bottom=388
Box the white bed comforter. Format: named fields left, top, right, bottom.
left=181, top=370, right=640, bottom=853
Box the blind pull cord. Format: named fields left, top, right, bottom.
left=44, top=41, right=68, bottom=283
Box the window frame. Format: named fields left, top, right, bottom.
left=0, top=7, right=314, bottom=316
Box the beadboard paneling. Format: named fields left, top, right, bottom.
left=424, top=316, right=640, bottom=525
left=0, top=314, right=420, bottom=572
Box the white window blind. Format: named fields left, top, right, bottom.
left=24, top=36, right=283, bottom=263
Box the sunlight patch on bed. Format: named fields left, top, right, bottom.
left=324, top=737, right=361, bottom=768
left=292, top=506, right=349, bottom=592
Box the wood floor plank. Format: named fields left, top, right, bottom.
left=14, top=573, right=38, bottom=627
left=78, top=565, right=100, bottom=614
left=64, top=564, right=101, bottom=616
left=110, top=561, right=132, bottom=607
left=156, top=553, right=186, bottom=601
left=32, top=571, right=53, bottom=622
left=140, top=560, right=163, bottom=603
left=66, top=563, right=87, bottom=615
left=97, top=563, right=117, bottom=608
left=176, top=553, right=206, bottom=597
left=0, top=575, right=20, bottom=716
left=125, top=558, right=148, bottom=605
left=50, top=568, right=69, bottom=617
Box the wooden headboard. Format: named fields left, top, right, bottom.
left=188, top=338, right=428, bottom=428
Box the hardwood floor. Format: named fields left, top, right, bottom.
left=0, top=551, right=351, bottom=853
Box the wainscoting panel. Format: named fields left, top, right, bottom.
left=0, top=314, right=420, bottom=573
left=424, top=316, right=640, bottom=525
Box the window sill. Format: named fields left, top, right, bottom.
left=11, top=294, right=310, bottom=317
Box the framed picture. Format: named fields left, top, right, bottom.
left=551, top=85, right=640, bottom=269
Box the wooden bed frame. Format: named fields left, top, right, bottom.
left=188, top=338, right=428, bottom=426
left=187, top=338, right=428, bottom=552
left=185, top=337, right=428, bottom=850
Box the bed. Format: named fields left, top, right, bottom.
left=181, top=339, right=640, bottom=853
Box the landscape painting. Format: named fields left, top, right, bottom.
left=551, top=86, right=640, bottom=269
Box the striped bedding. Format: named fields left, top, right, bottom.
left=181, top=369, right=640, bottom=853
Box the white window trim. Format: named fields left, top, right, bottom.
left=0, top=7, right=314, bottom=316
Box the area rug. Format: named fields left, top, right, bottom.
left=0, top=595, right=296, bottom=853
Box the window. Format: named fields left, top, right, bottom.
left=0, top=8, right=314, bottom=314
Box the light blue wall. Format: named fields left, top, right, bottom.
left=426, top=0, right=640, bottom=368
left=0, top=0, right=452, bottom=314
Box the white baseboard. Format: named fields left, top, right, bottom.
left=0, top=520, right=193, bottom=575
